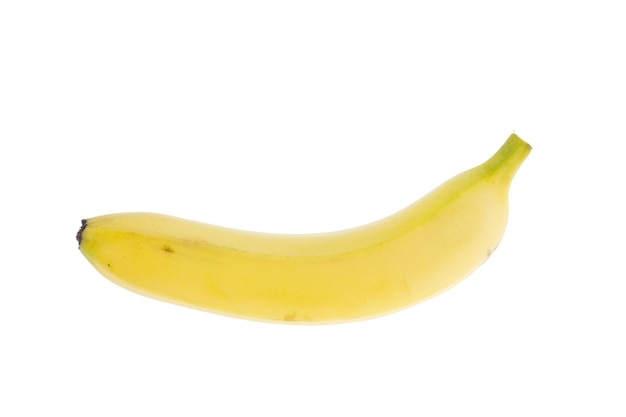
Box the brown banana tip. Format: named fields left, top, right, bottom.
left=76, top=219, right=87, bottom=247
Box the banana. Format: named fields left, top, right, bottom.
left=77, top=134, right=531, bottom=324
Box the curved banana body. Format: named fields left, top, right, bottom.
left=77, top=134, right=531, bottom=323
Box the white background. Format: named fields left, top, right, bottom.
left=1, top=1, right=625, bottom=416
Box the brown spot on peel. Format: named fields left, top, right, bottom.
left=283, top=311, right=298, bottom=321
left=161, top=245, right=175, bottom=253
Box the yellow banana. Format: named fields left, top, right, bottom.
left=77, top=134, right=531, bottom=324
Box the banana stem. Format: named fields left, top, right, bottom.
left=484, top=133, right=532, bottom=184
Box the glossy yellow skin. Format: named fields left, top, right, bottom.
left=78, top=134, right=531, bottom=323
